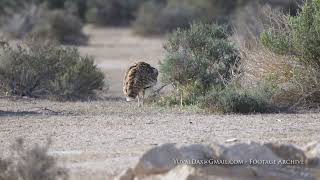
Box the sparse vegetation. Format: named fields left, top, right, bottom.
left=133, top=0, right=301, bottom=36
left=2, top=5, right=87, bottom=45
left=0, top=0, right=302, bottom=38
left=34, top=9, right=88, bottom=45
left=161, top=23, right=240, bottom=90
left=260, top=0, right=320, bottom=107
left=0, top=138, right=68, bottom=180
left=200, top=83, right=276, bottom=113
left=0, top=40, right=105, bottom=100
left=158, top=23, right=269, bottom=113
left=133, top=0, right=202, bottom=35
left=86, top=0, right=146, bottom=26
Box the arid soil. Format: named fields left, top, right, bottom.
left=0, top=26, right=319, bottom=180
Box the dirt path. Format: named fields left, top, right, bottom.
left=0, top=27, right=320, bottom=180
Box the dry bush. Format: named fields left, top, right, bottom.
left=234, top=0, right=320, bottom=109
left=236, top=41, right=293, bottom=87
left=133, top=0, right=301, bottom=36
left=236, top=41, right=297, bottom=107
left=0, top=138, right=68, bottom=180
left=85, top=0, right=145, bottom=26
left=133, top=0, right=232, bottom=36
left=33, top=9, right=88, bottom=45
left=2, top=4, right=43, bottom=39
left=1, top=4, right=87, bottom=45
left=259, top=0, right=320, bottom=108
left=0, top=39, right=105, bottom=100
left=239, top=47, right=320, bottom=109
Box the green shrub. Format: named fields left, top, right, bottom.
left=86, top=0, right=146, bottom=26
left=200, top=83, right=276, bottom=113
left=134, top=0, right=298, bottom=36
left=261, top=0, right=320, bottom=67
left=2, top=5, right=87, bottom=45
left=50, top=55, right=106, bottom=100
left=2, top=4, right=42, bottom=39
left=64, top=0, right=88, bottom=20
left=132, top=0, right=225, bottom=35
left=33, top=10, right=88, bottom=45
left=260, top=0, right=320, bottom=107
left=0, top=0, right=33, bottom=15
left=157, top=23, right=282, bottom=113
left=0, top=40, right=105, bottom=100
left=155, top=82, right=276, bottom=113
left=160, top=23, right=240, bottom=104
left=0, top=138, right=68, bottom=180
left=133, top=1, right=202, bottom=35
left=157, top=23, right=242, bottom=109
left=132, top=1, right=163, bottom=35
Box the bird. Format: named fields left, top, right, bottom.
left=123, top=62, right=158, bottom=107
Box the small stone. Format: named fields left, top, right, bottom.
left=225, top=138, right=238, bottom=143
left=114, top=168, right=134, bottom=180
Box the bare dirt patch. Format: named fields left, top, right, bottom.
left=1, top=97, right=320, bottom=179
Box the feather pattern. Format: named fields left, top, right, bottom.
left=123, top=62, right=158, bottom=101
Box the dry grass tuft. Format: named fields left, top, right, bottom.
left=233, top=1, right=320, bottom=109
left=0, top=138, right=68, bottom=180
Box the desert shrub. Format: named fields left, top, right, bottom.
left=0, top=0, right=34, bottom=15
left=261, top=0, right=320, bottom=67
left=260, top=0, right=320, bottom=107
left=41, top=0, right=65, bottom=9
left=133, top=0, right=212, bottom=35
left=49, top=55, right=106, bottom=100
left=64, top=0, right=88, bottom=20
left=160, top=23, right=240, bottom=104
left=133, top=1, right=202, bottom=35
left=200, top=84, right=275, bottom=113
left=85, top=0, right=146, bottom=26
left=131, top=1, right=163, bottom=35
left=155, top=82, right=276, bottom=113
left=0, top=40, right=105, bottom=100
left=161, top=23, right=239, bottom=86
left=2, top=5, right=87, bottom=45
left=133, top=0, right=301, bottom=36
left=1, top=4, right=42, bottom=39
left=0, top=138, right=68, bottom=180
left=32, top=10, right=88, bottom=45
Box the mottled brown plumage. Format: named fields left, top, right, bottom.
left=123, top=62, right=158, bottom=106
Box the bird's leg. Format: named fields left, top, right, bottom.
left=141, top=90, right=145, bottom=106
left=138, top=90, right=145, bottom=107
left=137, top=95, right=141, bottom=107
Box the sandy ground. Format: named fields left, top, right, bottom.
left=0, top=26, right=320, bottom=180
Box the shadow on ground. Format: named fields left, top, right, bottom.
left=0, top=109, right=61, bottom=117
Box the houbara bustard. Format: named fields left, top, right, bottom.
left=123, top=62, right=158, bottom=107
